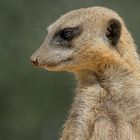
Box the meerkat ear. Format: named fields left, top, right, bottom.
left=106, top=19, right=121, bottom=46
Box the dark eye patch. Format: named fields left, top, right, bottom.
left=52, top=26, right=82, bottom=47
left=60, top=28, right=75, bottom=41
left=55, top=26, right=81, bottom=41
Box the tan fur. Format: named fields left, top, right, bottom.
left=31, top=7, right=140, bottom=140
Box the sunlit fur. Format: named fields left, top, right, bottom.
left=31, top=7, right=140, bottom=140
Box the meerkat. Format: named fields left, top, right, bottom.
left=31, top=6, right=140, bottom=140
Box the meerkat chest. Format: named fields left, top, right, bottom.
left=76, top=85, right=140, bottom=125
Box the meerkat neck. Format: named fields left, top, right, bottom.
left=75, top=62, right=133, bottom=90
left=75, top=70, right=98, bottom=87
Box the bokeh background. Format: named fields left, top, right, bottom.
left=1, top=0, right=140, bottom=140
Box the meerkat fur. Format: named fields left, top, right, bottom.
left=31, top=7, right=140, bottom=140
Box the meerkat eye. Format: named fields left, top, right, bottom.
left=53, top=26, right=82, bottom=46
left=60, top=28, right=75, bottom=41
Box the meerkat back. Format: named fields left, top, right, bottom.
left=31, top=7, right=140, bottom=140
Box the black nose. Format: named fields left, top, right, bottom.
left=30, top=57, right=39, bottom=66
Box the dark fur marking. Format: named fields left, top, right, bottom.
left=106, top=19, right=121, bottom=46
left=52, top=26, right=82, bottom=47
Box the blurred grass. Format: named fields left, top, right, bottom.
left=0, top=0, right=140, bottom=140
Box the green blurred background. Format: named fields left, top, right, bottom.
left=0, top=0, right=140, bottom=140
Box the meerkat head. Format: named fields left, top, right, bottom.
left=31, top=7, right=138, bottom=73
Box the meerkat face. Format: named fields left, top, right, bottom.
left=31, top=7, right=123, bottom=72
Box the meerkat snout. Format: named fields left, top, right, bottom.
left=30, top=51, right=40, bottom=67
left=31, top=57, right=39, bottom=66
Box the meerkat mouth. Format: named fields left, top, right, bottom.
left=40, top=57, right=73, bottom=70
